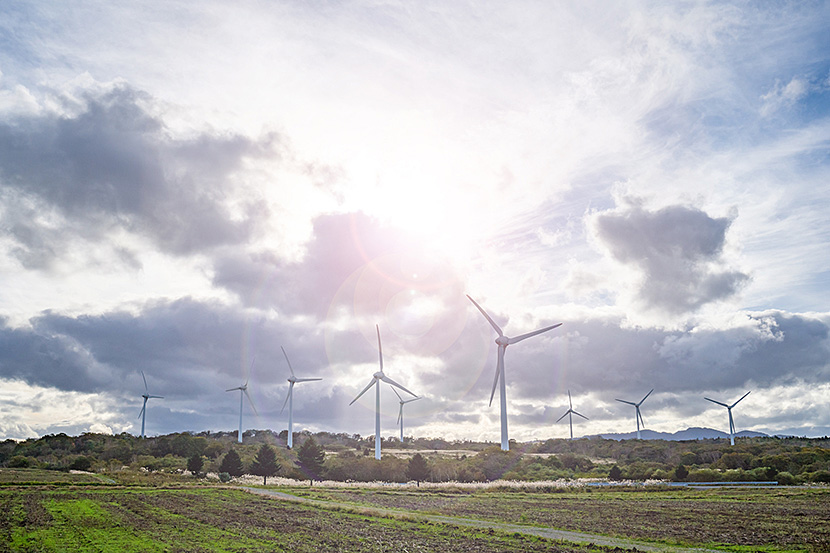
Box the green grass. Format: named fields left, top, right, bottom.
left=0, top=486, right=603, bottom=552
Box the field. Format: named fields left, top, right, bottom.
left=285, top=485, right=830, bottom=551
left=1, top=469, right=828, bottom=552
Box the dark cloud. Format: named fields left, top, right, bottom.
left=0, top=84, right=275, bottom=268
left=495, top=311, right=830, bottom=407
left=0, top=300, right=828, bottom=438
left=592, top=204, right=750, bottom=314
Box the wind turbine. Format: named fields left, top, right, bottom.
left=226, top=359, right=258, bottom=444
left=350, top=325, right=417, bottom=460
left=466, top=294, right=562, bottom=451
left=705, top=390, right=750, bottom=446
left=391, top=386, right=421, bottom=444
left=556, top=390, right=588, bottom=440
left=279, top=346, right=322, bottom=449
left=615, top=389, right=653, bottom=440
left=137, top=371, right=163, bottom=439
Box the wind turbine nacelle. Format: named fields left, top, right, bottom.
left=373, top=372, right=384, bottom=380
left=495, top=336, right=510, bottom=346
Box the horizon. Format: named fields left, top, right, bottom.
left=1, top=2, right=829, bottom=443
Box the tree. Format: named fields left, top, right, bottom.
left=406, top=453, right=430, bottom=486
left=609, top=465, right=623, bottom=481
left=250, top=444, right=280, bottom=485
left=219, top=449, right=244, bottom=477
left=674, top=463, right=689, bottom=481
left=187, top=453, right=204, bottom=477
left=296, top=437, right=325, bottom=483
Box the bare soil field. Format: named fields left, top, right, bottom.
left=286, top=485, right=830, bottom=550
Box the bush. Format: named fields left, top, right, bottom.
left=776, top=471, right=797, bottom=485
left=8, top=455, right=37, bottom=468
left=218, top=472, right=231, bottom=483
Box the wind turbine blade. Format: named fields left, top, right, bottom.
left=295, top=377, right=322, bottom=383
left=489, top=349, right=503, bottom=406
left=280, top=383, right=293, bottom=414
left=572, top=410, right=589, bottom=420
left=466, top=295, right=504, bottom=337
left=243, top=388, right=258, bottom=416
left=226, top=387, right=242, bottom=392
left=376, top=325, right=383, bottom=372
left=380, top=375, right=416, bottom=397
left=281, top=346, right=295, bottom=378
left=149, top=395, right=164, bottom=399
left=616, top=399, right=636, bottom=406
left=141, top=371, right=149, bottom=392
left=508, top=323, right=563, bottom=345
left=403, top=396, right=421, bottom=405
left=391, top=386, right=403, bottom=402
left=730, top=390, right=751, bottom=408
left=556, top=411, right=569, bottom=423
left=138, top=404, right=145, bottom=419
left=638, top=409, right=646, bottom=429
left=350, top=378, right=377, bottom=405
left=705, top=397, right=729, bottom=408
left=639, top=389, right=654, bottom=405
left=568, top=390, right=573, bottom=409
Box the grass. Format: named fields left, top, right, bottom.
left=0, top=485, right=603, bottom=552
left=1, top=468, right=827, bottom=552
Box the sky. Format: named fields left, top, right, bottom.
left=1, top=0, right=829, bottom=443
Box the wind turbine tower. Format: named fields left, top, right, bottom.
left=705, top=390, right=750, bottom=446
left=556, top=390, right=588, bottom=440
left=467, top=295, right=562, bottom=451
left=350, top=325, right=417, bottom=460
left=226, top=360, right=258, bottom=443
left=615, top=389, right=653, bottom=440
left=138, top=371, right=163, bottom=439
left=280, top=346, right=322, bottom=449
left=392, top=386, right=421, bottom=444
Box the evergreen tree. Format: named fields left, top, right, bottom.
left=250, top=444, right=280, bottom=485
left=187, top=453, right=204, bottom=477
left=296, top=437, right=325, bottom=482
left=609, top=464, right=622, bottom=481
left=219, top=449, right=244, bottom=477
left=674, top=463, right=689, bottom=481
left=406, top=453, right=430, bottom=486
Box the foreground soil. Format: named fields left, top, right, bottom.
left=0, top=486, right=617, bottom=552
left=285, top=485, right=830, bottom=550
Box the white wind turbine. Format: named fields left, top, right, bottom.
left=391, top=386, right=421, bottom=444
left=467, top=295, right=563, bottom=451
left=615, top=389, right=653, bottom=440
left=705, top=390, right=751, bottom=446
left=280, top=346, right=322, bottom=449
left=226, top=359, right=258, bottom=444
left=556, top=390, right=588, bottom=440
left=350, top=325, right=417, bottom=460
left=138, top=371, right=163, bottom=439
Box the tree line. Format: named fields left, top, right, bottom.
left=2, top=430, right=829, bottom=484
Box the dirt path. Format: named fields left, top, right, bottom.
left=241, top=487, right=723, bottom=553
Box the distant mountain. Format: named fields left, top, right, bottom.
left=590, top=427, right=769, bottom=441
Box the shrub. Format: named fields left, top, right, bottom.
left=776, top=471, right=797, bottom=485
left=218, top=472, right=231, bottom=483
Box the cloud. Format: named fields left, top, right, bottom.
left=589, top=203, right=749, bottom=315
left=0, top=83, right=275, bottom=269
